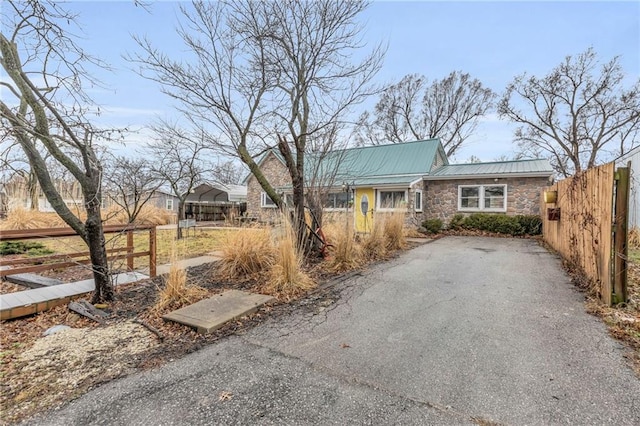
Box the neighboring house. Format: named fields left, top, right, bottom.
left=1, top=174, right=85, bottom=213
left=184, top=182, right=247, bottom=221
left=616, top=146, right=640, bottom=229
left=146, top=189, right=180, bottom=214
left=244, top=139, right=554, bottom=232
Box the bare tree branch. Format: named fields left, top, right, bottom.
left=354, top=71, right=495, bottom=157
left=499, top=48, right=640, bottom=177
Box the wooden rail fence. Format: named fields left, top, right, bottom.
left=0, top=224, right=157, bottom=278
left=541, top=162, right=629, bottom=305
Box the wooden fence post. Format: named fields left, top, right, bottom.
left=149, top=227, right=157, bottom=278
left=613, top=166, right=630, bottom=304
left=126, top=229, right=134, bottom=271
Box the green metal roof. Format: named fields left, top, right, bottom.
left=310, top=139, right=445, bottom=186
left=427, top=159, right=553, bottom=179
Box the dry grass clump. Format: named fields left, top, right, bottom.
left=0, top=207, right=65, bottom=230
left=134, top=205, right=175, bottom=225
left=101, top=205, right=129, bottom=225
left=102, top=205, right=175, bottom=226
left=265, top=217, right=315, bottom=298
left=361, top=220, right=387, bottom=260
left=152, top=248, right=208, bottom=314
left=629, top=227, right=640, bottom=249
left=218, top=227, right=275, bottom=280
left=383, top=211, right=406, bottom=251
left=323, top=221, right=363, bottom=272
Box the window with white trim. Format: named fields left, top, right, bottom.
left=261, top=192, right=277, bottom=208
left=458, top=185, right=506, bottom=212
left=414, top=189, right=423, bottom=212
left=323, top=192, right=349, bottom=209
left=377, top=189, right=407, bottom=210
left=166, top=198, right=173, bottom=210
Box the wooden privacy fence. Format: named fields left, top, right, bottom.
left=0, top=224, right=157, bottom=278
left=541, top=162, right=629, bottom=305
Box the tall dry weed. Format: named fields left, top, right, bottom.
left=218, top=227, right=275, bottom=280
left=629, top=227, right=640, bottom=249
left=361, top=220, right=387, bottom=260
left=102, top=204, right=174, bottom=226
left=0, top=207, right=65, bottom=230
left=323, top=221, right=363, bottom=272
left=152, top=246, right=208, bottom=314
left=265, top=215, right=315, bottom=298
left=383, top=210, right=406, bottom=251
left=102, top=205, right=129, bottom=225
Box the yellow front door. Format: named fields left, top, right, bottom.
left=355, top=188, right=374, bottom=233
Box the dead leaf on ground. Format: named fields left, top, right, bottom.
left=218, top=391, right=233, bottom=402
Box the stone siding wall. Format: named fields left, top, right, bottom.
left=246, top=153, right=291, bottom=221
left=423, top=176, right=549, bottom=226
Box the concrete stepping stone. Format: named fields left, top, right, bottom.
left=162, top=290, right=274, bottom=334
left=5, top=273, right=63, bottom=288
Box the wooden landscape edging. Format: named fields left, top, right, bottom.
left=541, top=162, right=629, bottom=306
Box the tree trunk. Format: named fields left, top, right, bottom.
left=177, top=200, right=185, bottom=240
left=292, top=169, right=307, bottom=252
left=28, top=170, right=39, bottom=210
left=84, top=192, right=113, bottom=303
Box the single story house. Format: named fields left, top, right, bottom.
left=245, top=139, right=553, bottom=232
left=145, top=189, right=180, bottom=214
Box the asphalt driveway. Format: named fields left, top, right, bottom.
left=26, top=237, right=640, bottom=425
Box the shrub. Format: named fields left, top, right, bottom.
left=461, top=213, right=490, bottom=231
left=458, top=213, right=542, bottom=236
left=448, top=213, right=465, bottom=230
left=421, top=218, right=443, bottom=234
left=491, top=215, right=525, bottom=235
left=0, top=241, right=53, bottom=256
left=516, top=215, right=543, bottom=235
left=218, top=227, right=275, bottom=280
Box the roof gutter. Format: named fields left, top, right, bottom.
left=423, top=172, right=553, bottom=181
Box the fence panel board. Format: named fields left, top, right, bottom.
left=542, top=163, right=615, bottom=305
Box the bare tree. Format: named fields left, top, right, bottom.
left=499, top=48, right=640, bottom=177
left=0, top=1, right=116, bottom=302
left=0, top=136, right=40, bottom=210
left=103, top=155, right=162, bottom=223
left=131, top=0, right=383, bottom=250
left=354, top=72, right=495, bottom=157
left=146, top=123, right=208, bottom=239
left=210, top=160, right=245, bottom=185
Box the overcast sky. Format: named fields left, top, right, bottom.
left=58, top=0, right=640, bottom=162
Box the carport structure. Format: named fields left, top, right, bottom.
left=184, top=182, right=247, bottom=221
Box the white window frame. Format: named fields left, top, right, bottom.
left=323, top=191, right=350, bottom=211
left=165, top=198, right=174, bottom=210
left=376, top=188, right=408, bottom=212
left=458, top=184, right=507, bottom=212
left=414, top=189, right=423, bottom=212
left=261, top=192, right=277, bottom=208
